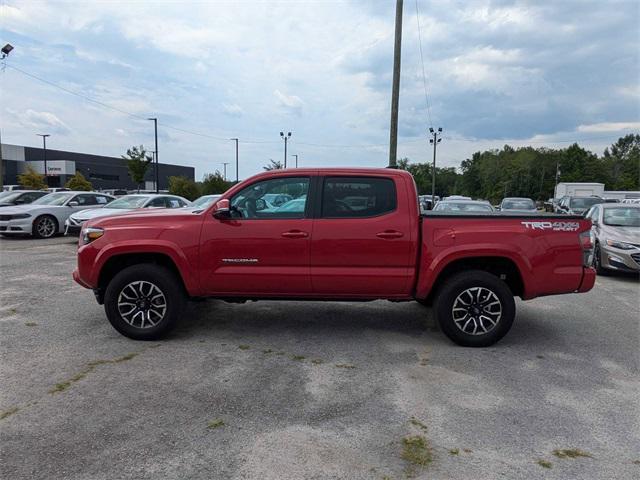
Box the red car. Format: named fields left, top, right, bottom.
left=73, top=168, right=595, bottom=347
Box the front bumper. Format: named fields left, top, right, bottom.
left=600, top=245, right=640, bottom=272
left=65, top=218, right=86, bottom=235
left=0, top=217, right=32, bottom=234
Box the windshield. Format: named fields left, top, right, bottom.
left=434, top=202, right=493, bottom=212
left=0, top=192, right=25, bottom=203
left=105, top=195, right=150, bottom=209
left=192, top=195, right=219, bottom=208
left=570, top=197, right=602, bottom=209
left=603, top=208, right=640, bottom=227
left=31, top=192, right=73, bottom=206
left=501, top=199, right=535, bottom=210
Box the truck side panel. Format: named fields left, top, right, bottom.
left=416, top=215, right=591, bottom=300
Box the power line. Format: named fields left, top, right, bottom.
left=415, top=0, right=433, bottom=128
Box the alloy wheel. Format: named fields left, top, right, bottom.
left=117, top=281, right=167, bottom=329
left=37, top=217, right=56, bottom=238
left=451, top=287, right=502, bottom=335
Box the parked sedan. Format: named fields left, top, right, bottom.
left=586, top=203, right=640, bottom=274
left=499, top=197, right=536, bottom=212
left=555, top=196, right=604, bottom=215
left=0, top=191, right=115, bottom=238
left=191, top=194, right=221, bottom=209
left=65, top=194, right=191, bottom=234
left=432, top=200, right=495, bottom=212
left=0, top=190, right=48, bottom=207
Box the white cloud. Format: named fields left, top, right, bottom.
left=222, top=103, right=244, bottom=117
left=8, top=109, right=70, bottom=134
left=577, top=122, right=640, bottom=133
left=274, top=90, right=304, bottom=112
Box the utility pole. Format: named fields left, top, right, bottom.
left=222, top=162, right=229, bottom=181
left=230, top=138, right=239, bottom=182
left=292, top=154, right=298, bottom=168
left=280, top=131, right=291, bottom=168
left=148, top=117, right=158, bottom=192
left=36, top=134, right=50, bottom=186
left=554, top=159, right=560, bottom=199
left=0, top=45, right=14, bottom=189
left=388, top=0, right=403, bottom=168
left=429, top=127, right=442, bottom=207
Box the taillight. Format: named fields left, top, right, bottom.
left=579, top=230, right=594, bottom=267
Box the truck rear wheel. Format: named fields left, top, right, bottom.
left=434, top=270, right=515, bottom=347
left=104, top=264, right=186, bottom=340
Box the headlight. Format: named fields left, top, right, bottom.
left=82, top=227, right=104, bottom=244
left=10, top=213, right=31, bottom=219
left=606, top=239, right=635, bottom=250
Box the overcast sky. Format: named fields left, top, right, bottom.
left=1, top=0, right=639, bottom=179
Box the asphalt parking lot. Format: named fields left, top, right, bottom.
left=1, top=235, right=638, bottom=480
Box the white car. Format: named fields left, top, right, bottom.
left=65, top=194, right=192, bottom=234
left=0, top=191, right=115, bottom=239
left=191, top=194, right=221, bottom=209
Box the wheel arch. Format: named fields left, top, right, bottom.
left=96, top=252, right=188, bottom=304
left=418, top=256, right=525, bottom=305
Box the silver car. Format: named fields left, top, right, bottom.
left=65, top=194, right=191, bottom=235
left=0, top=191, right=115, bottom=238
left=586, top=203, right=640, bottom=273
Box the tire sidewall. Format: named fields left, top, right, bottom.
left=104, top=264, right=185, bottom=340
left=435, top=270, right=515, bottom=347
left=33, top=215, right=58, bottom=239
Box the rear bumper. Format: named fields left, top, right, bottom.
left=578, top=267, right=596, bottom=292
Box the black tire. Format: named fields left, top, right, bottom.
left=32, top=215, right=58, bottom=239
left=434, top=270, right=515, bottom=347
left=104, top=264, right=186, bottom=340
left=592, top=243, right=607, bottom=275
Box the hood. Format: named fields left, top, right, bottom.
left=90, top=207, right=202, bottom=228
left=0, top=204, right=66, bottom=215
left=71, top=207, right=134, bottom=221
left=601, top=224, right=640, bottom=245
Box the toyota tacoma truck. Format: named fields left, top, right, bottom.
left=73, top=168, right=596, bottom=347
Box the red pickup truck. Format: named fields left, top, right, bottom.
left=73, top=168, right=595, bottom=347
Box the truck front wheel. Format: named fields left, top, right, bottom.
left=104, top=264, right=186, bottom=340
left=435, top=270, right=515, bottom=347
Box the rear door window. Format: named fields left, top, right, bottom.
left=321, top=177, right=396, bottom=218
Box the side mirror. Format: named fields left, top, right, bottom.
left=212, top=198, right=231, bottom=219
left=68, top=201, right=79, bottom=207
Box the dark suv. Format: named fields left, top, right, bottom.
left=555, top=196, right=604, bottom=216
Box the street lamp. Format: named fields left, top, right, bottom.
left=1, top=43, right=13, bottom=59
left=230, top=138, right=239, bottom=183
left=428, top=127, right=443, bottom=208
left=280, top=131, right=291, bottom=168
left=36, top=134, right=51, bottom=186
left=148, top=118, right=158, bottom=193
left=222, top=162, right=229, bottom=181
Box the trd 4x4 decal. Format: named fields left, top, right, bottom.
left=521, top=221, right=580, bottom=231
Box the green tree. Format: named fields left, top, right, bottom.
left=603, top=134, right=640, bottom=190
left=65, top=171, right=93, bottom=191
left=200, top=171, right=232, bottom=195
left=263, top=159, right=283, bottom=171
left=168, top=176, right=200, bottom=200
left=122, top=145, right=152, bottom=192
left=18, top=165, right=47, bottom=190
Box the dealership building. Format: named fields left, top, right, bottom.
left=1, top=143, right=194, bottom=190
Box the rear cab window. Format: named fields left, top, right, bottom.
left=321, top=177, right=397, bottom=218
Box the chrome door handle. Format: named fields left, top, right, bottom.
left=281, top=230, right=309, bottom=238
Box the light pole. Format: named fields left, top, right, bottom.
left=230, top=138, right=239, bottom=183
left=0, top=44, right=14, bottom=189
left=148, top=118, right=158, bottom=193
left=292, top=154, right=298, bottom=168
left=222, top=162, right=229, bottom=181
left=280, top=131, right=291, bottom=168
left=36, top=134, right=50, bottom=186
left=429, top=127, right=442, bottom=207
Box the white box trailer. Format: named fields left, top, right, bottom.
left=555, top=182, right=604, bottom=199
